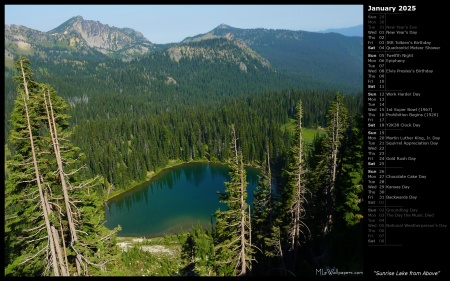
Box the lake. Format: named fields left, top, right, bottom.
left=104, top=162, right=259, bottom=237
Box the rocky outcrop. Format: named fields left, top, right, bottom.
left=54, top=16, right=153, bottom=54
left=5, top=16, right=155, bottom=63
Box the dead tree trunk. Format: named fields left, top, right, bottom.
left=240, top=157, right=247, bottom=276
left=19, top=59, right=60, bottom=276
left=43, top=88, right=82, bottom=275
left=324, top=98, right=340, bottom=236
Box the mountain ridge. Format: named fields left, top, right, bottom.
left=181, top=23, right=363, bottom=89
left=5, top=16, right=363, bottom=105
left=4, top=16, right=364, bottom=153
left=319, top=24, right=363, bottom=37
left=5, top=15, right=156, bottom=62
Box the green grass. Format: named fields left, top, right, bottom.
left=281, top=118, right=326, bottom=144
left=114, top=232, right=187, bottom=276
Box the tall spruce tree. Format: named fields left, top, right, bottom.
left=251, top=144, right=273, bottom=273
left=336, top=114, right=363, bottom=226
left=181, top=223, right=215, bottom=276
left=5, top=57, right=121, bottom=276
left=306, top=93, right=349, bottom=268
left=5, top=56, right=65, bottom=276
left=279, top=100, right=310, bottom=271
left=213, top=124, right=254, bottom=276
left=322, top=93, right=348, bottom=235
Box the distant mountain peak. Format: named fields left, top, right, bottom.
left=217, top=23, right=231, bottom=29
left=46, top=16, right=154, bottom=59
left=182, top=24, right=239, bottom=43
left=319, top=24, right=363, bottom=37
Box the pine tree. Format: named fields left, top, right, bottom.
left=322, top=93, right=348, bottom=235
left=5, top=57, right=67, bottom=276
left=5, top=57, right=121, bottom=276
left=181, top=223, right=215, bottom=276
left=336, top=114, right=363, bottom=226
left=251, top=143, right=274, bottom=272
left=213, top=124, right=254, bottom=276
left=305, top=93, right=349, bottom=268
left=279, top=100, right=310, bottom=271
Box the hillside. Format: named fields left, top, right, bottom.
left=4, top=18, right=363, bottom=141
left=5, top=18, right=362, bottom=93
left=183, top=24, right=363, bottom=89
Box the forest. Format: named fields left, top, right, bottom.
left=4, top=56, right=363, bottom=276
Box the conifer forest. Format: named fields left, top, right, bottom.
left=4, top=15, right=365, bottom=275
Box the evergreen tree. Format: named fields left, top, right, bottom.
left=336, top=114, right=363, bottom=226
left=181, top=223, right=215, bottom=276
left=322, top=93, right=348, bottom=235
left=251, top=144, right=273, bottom=273
left=5, top=57, right=121, bottom=276
left=5, top=57, right=67, bottom=276
left=213, top=124, right=254, bottom=276
left=306, top=93, right=349, bottom=269
left=327, top=113, right=364, bottom=272
left=279, top=100, right=310, bottom=271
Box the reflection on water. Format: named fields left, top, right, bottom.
left=105, top=162, right=259, bottom=237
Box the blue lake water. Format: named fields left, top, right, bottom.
left=104, top=162, right=259, bottom=237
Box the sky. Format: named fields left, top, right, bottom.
left=5, top=4, right=363, bottom=44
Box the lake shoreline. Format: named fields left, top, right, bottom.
left=105, top=159, right=261, bottom=202
left=104, top=160, right=261, bottom=238
left=106, top=159, right=213, bottom=201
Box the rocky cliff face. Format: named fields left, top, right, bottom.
left=50, top=16, right=154, bottom=55
left=5, top=16, right=155, bottom=63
